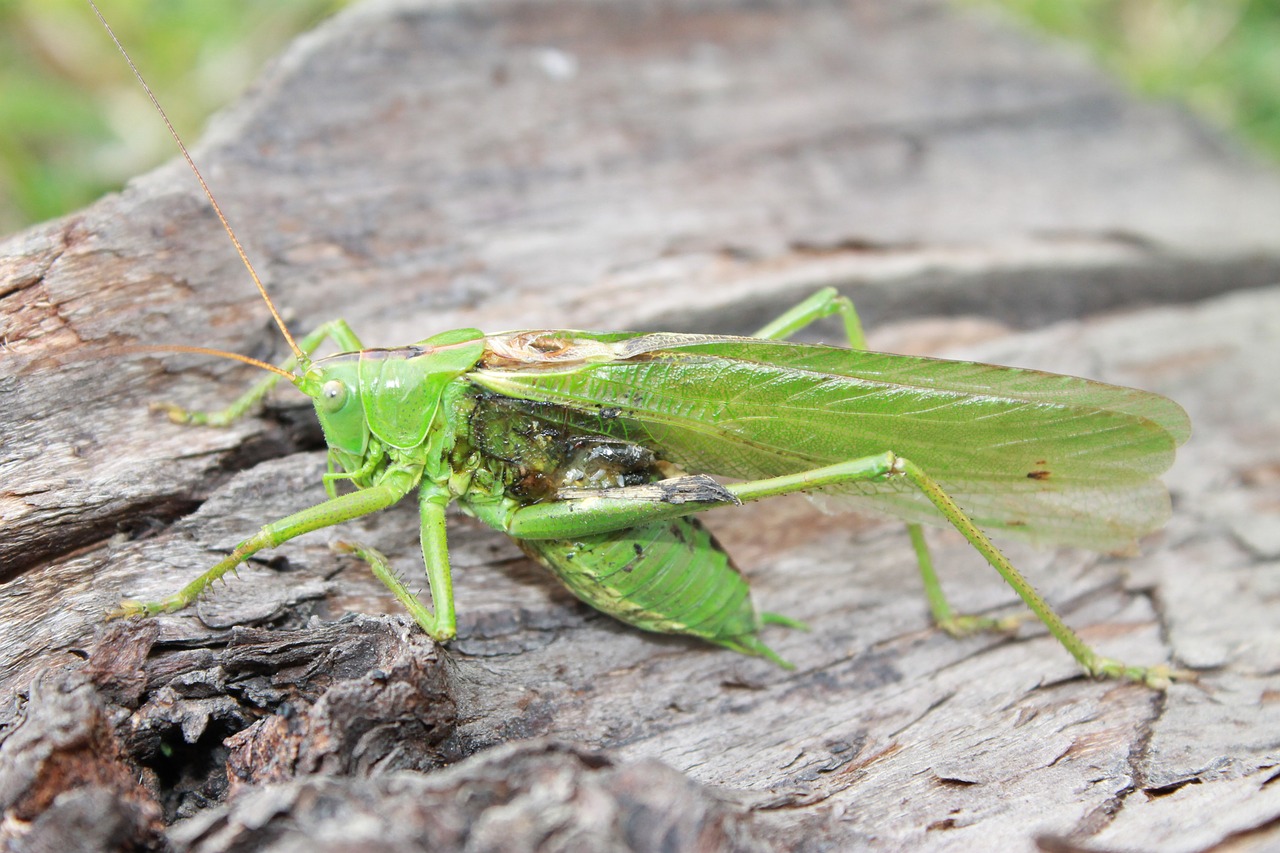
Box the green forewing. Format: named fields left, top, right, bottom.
left=470, top=333, right=1190, bottom=550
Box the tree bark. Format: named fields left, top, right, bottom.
left=2, top=0, right=1279, bottom=850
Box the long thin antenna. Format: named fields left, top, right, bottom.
left=87, top=0, right=306, bottom=364
left=127, top=345, right=296, bottom=380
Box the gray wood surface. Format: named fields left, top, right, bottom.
left=2, top=0, right=1279, bottom=850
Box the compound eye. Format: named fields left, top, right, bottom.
left=320, top=379, right=348, bottom=413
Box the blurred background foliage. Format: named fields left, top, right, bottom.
left=967, top=0, right=1280, bottom=161
left=0, top=0, right=1277, bottom=233
left=0, top=0, right=346, bottom=233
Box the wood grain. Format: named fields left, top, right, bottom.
left=2, top=1, right=1279, bottom=850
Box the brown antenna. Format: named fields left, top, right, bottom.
left=126, top=345, right=296, bottom=380
left=86, top=0, right=306, bottom=364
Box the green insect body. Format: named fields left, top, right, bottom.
left=117, top=291, right=1190, bottom=687
left=519, top=519, right=795, bottom=666
left=92, top=0, right=1190, bottom=685
left=465, top=395, right=798, bottom=665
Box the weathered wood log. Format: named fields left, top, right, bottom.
left=3, top=0, right=1280, bottom=850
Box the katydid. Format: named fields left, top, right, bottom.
left=93, top=2, right=1190, bottom=686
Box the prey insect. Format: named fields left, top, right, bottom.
left=95, top=2, right=1189, bottom=684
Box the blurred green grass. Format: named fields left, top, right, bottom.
left=0, top=0, right=346, bottom=233
left=967, top=0, right=1280, bottom=162
left=1, top=0, right=1277, bottom=233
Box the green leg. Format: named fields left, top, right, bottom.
left=153, top=319, right=365, bottom=425
left=500, top=475, right=739, bottom=538
left=111, top=468, right=412, bottom=619
left=751, top=286, right=866, bottom=350
left=417, top=486, right=456, bottom=640
left=732, top=460, right=1175, bottom=686
left=333, top=484, right=457, bottom=641
left=503, top=453, right=1174, bottom=687
left=907, top=522, right=1029, bottom=637
left=753, top=291, right=1026, bottom=645
left=891, top=458, right=1174, bottom=687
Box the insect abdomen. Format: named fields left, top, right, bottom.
left=519, top=518, right=789, bottom=665
left=466, top=391, right=794, bottom=665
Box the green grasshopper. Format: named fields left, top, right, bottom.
left=94, top=2, right=1189, bottom=685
